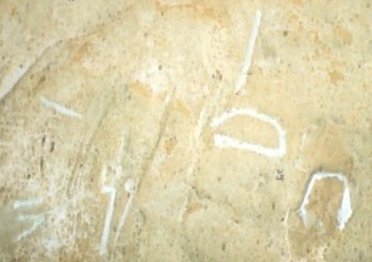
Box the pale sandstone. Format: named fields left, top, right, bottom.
left=0, top=0, right=371, bottom=261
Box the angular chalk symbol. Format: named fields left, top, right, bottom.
left=100, top=186, right=117, bottom=255
left=298, top=171, right=352, bottom=231
left=211, top=108, right=286, bottom=158
left=13, top=197, right=45, bottom=242
left=15, top=214, right=45, bottom=242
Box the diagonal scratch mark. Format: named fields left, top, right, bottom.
left=137, top=86, right=175, bottom=189
left=0, top=40, right=62, bottom=102
left=110, top=87, right=175, bottom=259
left=179, top=78, right=230, bottom=222
left=0, top=30, right=102, bottom=104
left=65, top=91, right=115, bottom=197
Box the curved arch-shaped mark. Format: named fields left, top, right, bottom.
left=211, top=108, right=286, bottom=158
left=298, top=171, right=352, bottom=231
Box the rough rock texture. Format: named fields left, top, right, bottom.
left=0, top=0, right=371, bottom=261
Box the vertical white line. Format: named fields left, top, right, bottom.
left=100, top=186, right=117, bottom=255
left=234, top=10, right=262, bottom=94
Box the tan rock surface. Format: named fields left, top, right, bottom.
left=0, top=0, right=371, bottom=261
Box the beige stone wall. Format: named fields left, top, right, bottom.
left=0, top=0, right=371, bottom=261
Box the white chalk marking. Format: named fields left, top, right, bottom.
left=100, top=186, right=117, bottom=255
left=40, top=96, right=82, bottom=119
left=112, top=178, right=136, bottom=249
left=13, top=197, right=45, bottom=242
left=283, top=208, right=294, bottom=260
left=298, top=171, right=352, bottom=231
left=124, top=178, right=136, bottom=195
left=13, top=197, right=43, bottom=209
left=234, top=10, right=262, bottom=94
left=211, top=108, right=286, bottom=158
left=195, top=106, right=208, bottom=138
left=15, top=214, right=45, bottom=242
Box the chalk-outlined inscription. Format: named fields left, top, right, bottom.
left=13, top=197, right=45, bottom=242
left=298, top=171, right=352, bottom=230
left=210, top=10, right=286, bottom=159
left=211, top=107, right=286, bottom=158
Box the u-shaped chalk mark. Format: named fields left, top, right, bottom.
left=298, top=171, right=352, bottom=231
left=211, top=108, right=286, bottom=158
